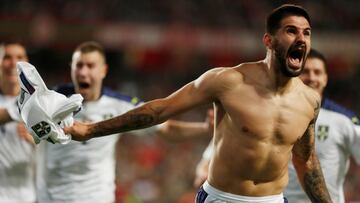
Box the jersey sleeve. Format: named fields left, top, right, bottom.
left=345, top=120, right=360, bottom=164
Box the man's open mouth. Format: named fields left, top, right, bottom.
left=79, top=82, right=90, bottom=89
left=287, top=45, right=306, bottom=70
left=7, top=69, right=18, bottom=76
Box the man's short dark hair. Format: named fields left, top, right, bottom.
left=307, top=49, right=327, bottom=72
left=0, top=38, right=27, bottom=59
left=74, top=41, right=106, bottom=62
left=1, top=38, right=26, bottom=47
left=266, top=4, right=311, bottom=35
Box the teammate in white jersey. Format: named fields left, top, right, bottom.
left=193, top=49, right=360, bottom=202
left=285, top=49, right=360, bottom=202
left=0, top=41, right=36, bottom=203
left=36, top=41, right=211, bottom=203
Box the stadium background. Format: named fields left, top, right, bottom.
left=0, top=0, right=359, bottom=202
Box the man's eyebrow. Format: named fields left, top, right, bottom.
left=284, top=25, right=311, bottom=31
left=284, top=25, right=297, bottom=29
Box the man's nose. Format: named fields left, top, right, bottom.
left=308, top=71, right=318, bottom=82
left=9, top=57, right=18, bottom=69
left=77, top=66, right=89, bottom=76
left=296, top=33, right=306, bottom=43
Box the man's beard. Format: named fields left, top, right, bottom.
left=273, top=39, right=305, bottom=77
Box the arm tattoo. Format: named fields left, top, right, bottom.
left=303, top=161, right=332, bottom=202
left=121, top=113, right=155, bottom=131
left=295, top=123, right=313, bottom=160
left=92, top=104, right=159, bottom=137
left=296, top=100, right=321, bottom=160
left=310, top=100, right=320, bottom=124
left=295, top=100, right=332, bottom=202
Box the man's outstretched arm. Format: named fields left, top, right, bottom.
left=292, top=101, right=332, bottom=203
left=63, top=99, right=173, bottom=141
left=64, top=68, right=224, bottom=141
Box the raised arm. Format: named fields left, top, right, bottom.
left=0, top=106, right=34, bottom=144
left=157, top=120, right=210, bottom=142
left=292, top=100, right=332, bottom=203
left=65, top=68, right=223, bottom=141
left=158, top=109, right=214, bottom=142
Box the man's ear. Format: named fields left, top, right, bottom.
left=263, top=33, right=273, bottom=49
left=324, top=72, right=328, bottom=88
left=102, top=64, right=108, bottom=79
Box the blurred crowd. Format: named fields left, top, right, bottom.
left=0, top=0, right=359, bottom=202
left=1, top=0, right=360, bottom=30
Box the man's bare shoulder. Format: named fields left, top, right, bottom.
left=197, top=66, right=242, bottom=90
left=209, top=61, right=264, bottom=84
left=296, top=78, right=321, bottom=108
left=233, top=61, right=265, bottom=71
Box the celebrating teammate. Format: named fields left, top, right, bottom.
left=36, top=41, right=212, bottom=203
left=0, top=41, right=36, bottom=203
left=285, top=49, right=360, bottom=203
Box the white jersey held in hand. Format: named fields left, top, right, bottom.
left=16, top=62, right=83, bottom=144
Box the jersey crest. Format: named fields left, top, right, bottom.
left=317, top=125, right=329, bottom=141
left=31, top=121, right=51, bottom=138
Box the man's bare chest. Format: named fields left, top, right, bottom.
left=219, top=89, right=312, bottom=142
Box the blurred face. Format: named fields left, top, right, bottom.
left=271, top=16, right=311, bottom=77
left=299, top=57, right=328, bottom=95
left=71, top=51, right=107, bottom=101
left=0, top=44, right=28, bottom=84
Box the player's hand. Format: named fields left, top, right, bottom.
left=63, top=121, right=92, bottom=141
left=16, top=122, right=35, bottom=145
left=0, top=108, right=13, bottom=124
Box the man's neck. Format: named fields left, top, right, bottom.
left=263, top=51, right=294, bottom=94
left=83, top=91, right=102, bottom=102
left=0, top=82, right=20, bottom=96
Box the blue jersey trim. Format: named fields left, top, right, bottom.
left=54, top=84, right=142, bottom=106
left=322, top=98, right=359, bottom=125
left=20, top=72, right=35, bottom=94
left=53, top=84, right=75, bottom=96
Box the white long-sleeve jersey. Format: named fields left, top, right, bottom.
left=0, top=94, right=36, bottom=203
left=36, top=85, right=153, bottom=203
left=285, top=99, right=360, bottom=203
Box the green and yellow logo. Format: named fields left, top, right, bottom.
left=317, top=125, right=329, bottom=141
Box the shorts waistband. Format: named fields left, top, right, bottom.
left=203, top=181, right=284, bottom=203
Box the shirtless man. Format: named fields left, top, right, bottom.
left=64, top=5, right=332, bottom=203
left=195, top=49, right=360, bottom=202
